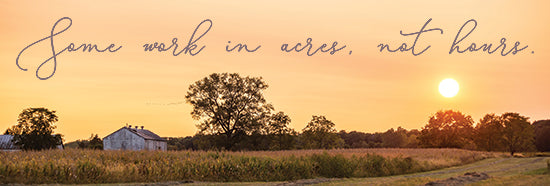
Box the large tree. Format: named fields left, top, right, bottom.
left=185, top=73, right=273, bottom=149
left=418, top=110, right=474, bottom=148
left=4, top=107, right=63, bottom=150
left=501, top=112, right=535, bottom=155
left=533, top=120, right=550, bottom=152
left=474, top=114, right=505, bottom=151
left=301, top=115, right=343, bottom=149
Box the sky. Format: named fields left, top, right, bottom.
left=1, top=0, right=549, bottom=142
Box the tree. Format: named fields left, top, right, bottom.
left=4, top=108, right=63, bottom=150
left=301, top=115, right=343, bottom=149
left=339, top=130, right=369, bottom=148
left=266, top=111, right=296, bottom=150
left=167, top=136, right=196, bottom=150
left=381, top=127, right=408, bottom=148
left=533, top=120, right=550, bottom=152
left=404, top=129, right=420, bottom=148
left=418, top=110, right=474, bottom=148
left=77, top=134, right=103, bottom=150
left=185, top=73, right=273, bottom=150
left=501, top=112, right=535, bottom=155
left=474, top=114, right=505, bottom=151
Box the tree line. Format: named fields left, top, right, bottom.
left=166, top=111, right=550, bottom=156
left=171, top=73, right=550, bottom=155
left=5, top=73, right=550, bottom=155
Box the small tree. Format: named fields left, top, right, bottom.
left=301, top=115, right=343, bottom=149
left=4, top=108, right=63, bottom=150
left=266, top=112, right=295, bottom=150
left=77, top=134, right=103, bottom=150
left=501, top=112, right=535, bottom=156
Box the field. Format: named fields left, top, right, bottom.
left=320, top=156, right=550, bottom=186
left=0, top=148, right=500, bottom=184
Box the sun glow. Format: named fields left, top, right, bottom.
left=439, top=78, right=459, bottom=98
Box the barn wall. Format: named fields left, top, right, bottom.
left=103, top=129, right=145, bottom=150
left=144, top=140, right=167, bottom=151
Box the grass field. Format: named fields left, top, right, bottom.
left=320, top=157, right=550, bottom=186
left=0, top=148, right=500, bottom=184
left=179, top=157, right=549, bottom=186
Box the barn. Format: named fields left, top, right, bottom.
left=0, top=135, right=20, bottom=151
left=103, top=125, right=167, bottom=151
left=0, top=135, right=63, bottom=151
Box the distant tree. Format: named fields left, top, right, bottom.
left=367, top=133, right=383, bottom=148
left=404, top=129, right=420, bottom=148
left=266, top=111, right=296, bottom=150
left=301, top=115, right=344, bottom=149
left=167, top=136, right=196, bottom=150
left=474, top=114, right=505, bottom=151
left=381, top=127, right=408, bottom=148
left=501, top=112, right=535, bottom=155
left=193, top=134, right=226, bottom=150
left=4, top=108, right=63, bottom=150
left=76, top=139, right=88, bottom=148
left=234, top=130, right=272, bottom=151
left=89, top=134, right=103, bottom=149
left=266, top=112, right=292, bottom=136
left=76, top=134, right=103, bottom=150
left=533, top=120, right=550, bottom=152
left=339, top=130, right=369, bottom=148
left=185, top=73, right=273, bottom=150
left=418, top=110, right=474, bottom=148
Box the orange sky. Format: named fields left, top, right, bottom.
left=1, top=0, right=549, bottom=142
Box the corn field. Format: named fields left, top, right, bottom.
left=0, top=148, right=498, bottom=184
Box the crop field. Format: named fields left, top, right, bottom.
left=0, top=148, right=500, bottom=184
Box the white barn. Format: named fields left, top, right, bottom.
left=0, top=135, right=20, bottom=151
left=0, top=134, right=63, bottom=150
left=103, top=125, right=167, bottom=151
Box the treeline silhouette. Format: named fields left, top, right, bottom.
left=166, top=110, right=550, bottom=155
left=165, top=126, right=419, bottom=151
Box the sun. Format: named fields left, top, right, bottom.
left=439, top=78, right=459, bottom=98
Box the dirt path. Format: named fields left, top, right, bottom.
left=424, top=172, right=491, bottom=186
left=404, top=158, right=509, bottom=178
left=420, top=157, right=545, bottom=186
left=403, top=157, right=545, bottom=178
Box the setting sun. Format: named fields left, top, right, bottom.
left=439, top=78, right=459, bottom=98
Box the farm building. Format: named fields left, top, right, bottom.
left=103, top=125, right=167, bottom=151
left=0, top=135, right=63, bottom=151
left=0, top=135, right=19, bottom=151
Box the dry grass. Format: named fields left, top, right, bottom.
left=233, top=148, right=504, bottom=167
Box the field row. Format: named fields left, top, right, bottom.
left=0, top=148, right=499, bottom=184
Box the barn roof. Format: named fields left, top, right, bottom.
left=105, top=127, right=166, bottom=141
left=129, top=128, right=166, bottom=141
left=0, top=135, right=19, bottom=149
